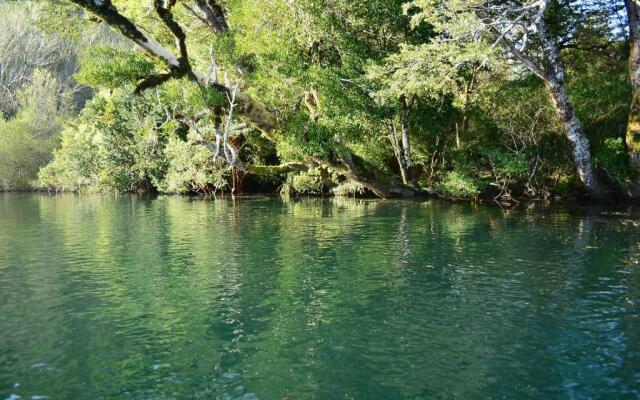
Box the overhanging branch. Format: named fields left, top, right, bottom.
left=135, top=72, right=174, bottom=94
left=153, top=0, right=192, bottom=75
left=68, top=0, right=181, bottom=68
left=483, top=21, right=546, bottom=80
left=474, top=7, right=546, bottom=81
left=68, top=0, right=279, bottom=136
left=194, top=0, right=229, bottom=34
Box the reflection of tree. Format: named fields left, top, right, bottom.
left=2, top=195, right=639, bottom=398
left=247, top=199, right=493, bottom=397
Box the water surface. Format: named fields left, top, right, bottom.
left=0, top=194, right=639, bottom=399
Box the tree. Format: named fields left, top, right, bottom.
left=624, top=0, right=640, bottom=177
left=35, top=0, right=628, bottom=199
left=59, top=0, right=417, bottom=198
left=0, top=1, right=129, bottom=191
left=0, top=70, right=66, bottom=189
left=0, top=0, right=123, bottom=118
left=406, top=0, right=602, bottom=194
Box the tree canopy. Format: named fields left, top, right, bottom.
left=0, top=0, right=635, bottom=200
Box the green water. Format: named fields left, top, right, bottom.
left=0, top=194, right=639, bottom=399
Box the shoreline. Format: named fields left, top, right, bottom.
left=2, top=189, right=639, bottom=208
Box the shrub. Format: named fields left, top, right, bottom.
left=1, top=70, right=66, bottom=190
left=332, top=180, right=366, bottom=197
left=282, top=169, right=325, bottom=195
left=594, top=137, right=634, bottom=187
left=436, top=171, right=480, bottom=199
left=160, top=138, right=229, bottom=194
left=481, top=148, right=529, bottom=199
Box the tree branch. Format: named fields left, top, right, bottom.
left=67, top=0, right=415, bottom=198
left=194, top=0, right=229, bottom=34
left=68, top=0, right=279, bottom=136
left=153, top=0, right=191, bottom=71
left=485, top=23, right=546, bottom=80
left=135, top=72, right=174, bottom=94
left=68, top=0, right=181, bottom=68
left=474, top=5, right=547, bottom=80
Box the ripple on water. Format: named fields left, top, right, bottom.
left=0, top=195, right=639, bottom=399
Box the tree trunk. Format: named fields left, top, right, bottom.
left=334, top=150, right=406, bottom=198
left=399, top=99, right=414, bottom=185
left=480, top=8, right=600, bottom=194
left=546, top=80, right=599, bottom=193
left=388, top=124, right=409, bottom=185
left=625, top=0, right=640, bottom=173
left=628, top=92, right=640, bottom=166
left=538, top=19, right=600, bottom=194
left=387, top=99, right=413, bottom=186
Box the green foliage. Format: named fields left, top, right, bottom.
left=283, top=169, right=325, bottom=195
left=0, top=70, right=67, bottom=190
left=75, top=46, right=156, bottom=89
left=480, top=148, right=529, bottom=198
left=37, top=123, right=98, bottom=191
left=31, top=0, right=638, bottom=199
left=436, top=171, right=480, bottom=199
left=0, top=119, right=53, bottom=189
left=39, top=90, right=169, bottom=192
left=566, top=43, right=633, bottom=189
left=35, top=0, right=91, bottom=39
left=158, top=79, right=225, bottom=116
left=40, top=83, right=239, bottom=194
left=482, top=149, right=528, bottom=178
left=594, top=138, right=634, bottom=187
left=160, top=138, right=229, bottom=194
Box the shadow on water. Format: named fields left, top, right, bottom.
left=0, top=193, right=639, bottom=399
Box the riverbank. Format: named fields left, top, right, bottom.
left=3, top=187, right=640, bottom=209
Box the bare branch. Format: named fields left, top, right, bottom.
left=222, top=81, right=240, bottom=164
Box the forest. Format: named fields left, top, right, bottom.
left=0, top=0, right=636, bottom=201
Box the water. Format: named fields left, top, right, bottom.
left=0, top=194, right=639, bottom=399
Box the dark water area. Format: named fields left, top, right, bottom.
left=0, top=193, right=639, bottom=399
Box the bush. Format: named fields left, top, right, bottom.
left=37, top=124, right=98, bottom=191
left=481, top=148, right=529, bottom=198
left=436, top=171, right=480, bottom=199
left=75, top=46, right=155, bottom=90
left=160, top=138, right=229, bottom=194
left=0, top=119, right=53, bottom=189
left=281, top=169, right=325, bottom=195
left=594, top=137, right=634, bottom=188
left=1, top=70, right=66, bottom=190
left=332, top=180, right=366, bottom=197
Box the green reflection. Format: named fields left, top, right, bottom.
left=0, top=194, right=639, bottom=399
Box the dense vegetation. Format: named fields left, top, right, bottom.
left=0, top=0, right=637, bottom=201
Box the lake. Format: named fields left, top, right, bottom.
left=0, top=194, right=639, bottom=399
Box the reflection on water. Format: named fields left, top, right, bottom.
left=0, top=194, right=639, bottom=399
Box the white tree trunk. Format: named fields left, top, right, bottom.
left=546, top=80, right=598, bottom=192
left=538, top=18, right=599, bottom=193
left=400, top=106, right=412, bottom=183
left=388, top=124, right=409, bottom=185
